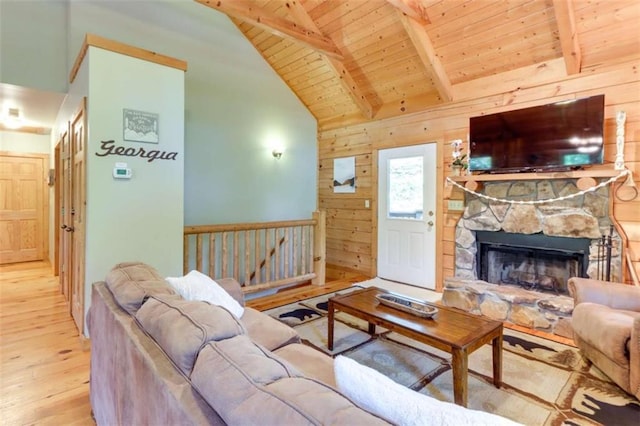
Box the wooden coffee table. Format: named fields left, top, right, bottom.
left=327, top=286, right=503, bottom=407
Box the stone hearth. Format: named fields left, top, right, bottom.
left=442, top=277, right=574, bottom=338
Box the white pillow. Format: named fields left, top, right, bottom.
left=334, top=355, right=521, bottom=426
left=165, top=270, right=244, bottom=318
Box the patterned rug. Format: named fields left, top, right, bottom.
left=264, top=287, right=640, bottom=426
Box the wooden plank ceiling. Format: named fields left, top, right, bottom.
left=195, top=0, right=640, bottom=129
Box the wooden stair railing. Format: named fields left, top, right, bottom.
left=249, top=236, right=285, bottom=282
left=183, top=211, right=326, bottom=294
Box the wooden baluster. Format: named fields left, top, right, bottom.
left=209, top=233, right=216, bottom=278
left=301, top=225, right=307, bottom=274
left=183, top=234, right=189, bottom=274
left=308, top=225, right=316, bottom=274
left=265, top=228, right=271, bottom=282
left=284, top=227, right=290, bottom=278
left=233, top=231, right=239, bottom=280
left=244, top=231, right=250, bottom=286
left=255, top=229, right=261, bottom=284
left=293, top=226, right=299, bottom=277
left=222, top=232, right=228, bottom=277
left=196, top=234, right=203, bottom=272
left=274, top=228, right=281, bottom=281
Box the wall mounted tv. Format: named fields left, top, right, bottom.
left=469, top=94, right=605, bottom=173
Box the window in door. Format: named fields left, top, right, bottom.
left=388, top=156, right=424, bottom=220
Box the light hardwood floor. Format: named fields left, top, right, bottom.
left=0, top=261, right=93, bottom=425
left=0, top=261, right=361, bottom=425
left=0, top=261, right=573, bottom=424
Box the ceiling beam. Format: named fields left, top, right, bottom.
left=385, top=0, right=430, bottom=25
left=552, top=0, right=582, bottom=75
left=195, top=0, right=343, bottom=60
left=396, top=11, right=452, bottom=102
left=285, top=0, right=374, bottom=119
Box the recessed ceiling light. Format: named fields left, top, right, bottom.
left=3, top=107, right=24, bottom=129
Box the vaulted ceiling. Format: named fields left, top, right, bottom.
left=196, top=0, right=640, bottom=129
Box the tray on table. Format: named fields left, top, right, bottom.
left=375, top=292, right=438, bottom=318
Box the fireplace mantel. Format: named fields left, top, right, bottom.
left=449, top=167, right=621, bottom=184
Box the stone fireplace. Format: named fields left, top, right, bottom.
left=443, top=178, right=622, bottom=338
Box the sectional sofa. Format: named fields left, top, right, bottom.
left=87, top=261, right=519, bottom=425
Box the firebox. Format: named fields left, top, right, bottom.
left=475, top=231, right=591, bottom=295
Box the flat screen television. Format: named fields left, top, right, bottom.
left=468, top=95, right=605, bottom=173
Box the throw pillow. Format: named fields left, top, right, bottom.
left=334, top=355, right=522, bottom=426
left=166, top=270, right=244, bottom=318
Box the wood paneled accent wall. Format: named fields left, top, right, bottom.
left=318, top=59, right=640, bottom=286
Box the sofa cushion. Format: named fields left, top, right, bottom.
left=241, top=307, right=300, bottom=350
left=105, top=261, right=177, bottom=314
left=274, top=343, right=336, bottom=387
left=334, top=355, right=521, bottom=426
left=191, top=335, right=388, bottom=425
left=166, top=270, right=244, bottom=318
left=572, top=302, right=639, bottom=365
left=136, top=294, right=246, bottom=376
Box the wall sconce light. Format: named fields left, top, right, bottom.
left=272, top=149, right=283, bottom=159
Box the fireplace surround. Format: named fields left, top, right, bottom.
left=443, top=177, right=622, bottom=337
left=452, top=179, right=621, bottom=282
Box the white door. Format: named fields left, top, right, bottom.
left=378, top=144, right=436, bottom=289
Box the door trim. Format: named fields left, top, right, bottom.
left=372, top=141, right=443, bottom=291
left=54, top=143, right=61, bottom=276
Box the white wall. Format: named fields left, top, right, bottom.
left=54, top=46, right=185, bottom=335
left=67, top=1, right=318, bottom=225
left=0, top=131, right=51, bottom=153
left=0, top=0, right=68, bottom=93
left=3, top=0, right=318, bottom=299
left=85, top=47, right=184, bottom=284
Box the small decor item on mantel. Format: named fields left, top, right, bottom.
left=450, top=139, right=468, bottom=176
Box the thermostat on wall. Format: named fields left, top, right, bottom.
left=113, top=162, right=132, bottom=179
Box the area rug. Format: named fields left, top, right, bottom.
left=264, top=287, right=640, bottom=426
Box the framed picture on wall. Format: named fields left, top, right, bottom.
left=123, top=109, right=159, bottom=143
left=333, top=156, right=356, bottom=193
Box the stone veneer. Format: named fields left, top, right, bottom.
left=446, top=178, right=621, bottom=337
left=454, top=179, right=622, bottom=282
left=442, top=277, right=574, bottom=338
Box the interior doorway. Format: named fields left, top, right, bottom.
left=0, top=152, right=49, bottom=265
left=377, top=144, right=437, bottom=289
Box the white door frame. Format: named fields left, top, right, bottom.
left=376, top=143, right=437, bottom=289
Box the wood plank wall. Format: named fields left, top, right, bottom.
left=318, top=58, right=640, bottom=286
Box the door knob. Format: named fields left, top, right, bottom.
left=428, top=221, right=434, bottom=226
left=61, top=224, right=67, bottom=229
left=64, top=227, right=74, bottom=232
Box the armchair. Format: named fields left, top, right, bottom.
left=568, top=277, right=640, bottom=399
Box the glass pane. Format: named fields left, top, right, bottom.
left=388, top=156, right=423, bottom=219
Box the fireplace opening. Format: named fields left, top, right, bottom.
left=475, top=231, right=591, bottom=295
